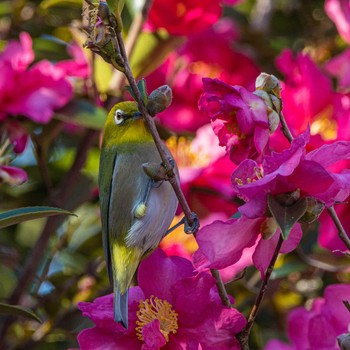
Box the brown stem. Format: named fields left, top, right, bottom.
left=237, top=233, right=284, bottom=348
left=210, top=269, right=232, bottom=307
left=327, top=206, right=350, bottom=251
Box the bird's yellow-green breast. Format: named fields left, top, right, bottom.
left=102, top=101, right=153, bottom=149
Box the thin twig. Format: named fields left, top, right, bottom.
left=237, top=234, right=284, bottom=348
left=210, top=269, right=231, bottom=307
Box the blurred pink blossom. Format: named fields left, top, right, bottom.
left=0, top=32, right=73, bottom=123
left=145, top=0, right=222, bottom=36
left=264, top=284, right=350, bottom=350
left=325, top=0, right=350, bottom=44
left=146, top=19, right=260, bottom=132
left=0, top=165, right=27, bottom=185
left=325, top=48, right=350, bottom=90
left=78, top=249, right=246, bottom=349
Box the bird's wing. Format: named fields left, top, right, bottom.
left=98, top=146, right=117, bottom=284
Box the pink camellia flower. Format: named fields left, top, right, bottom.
left=194, top=216, right=302, bottom=278
left=264, top=284, right=350, bottom=350
left=0, top=165, right=27, bottom=185
left=145, top=19, right=260, bottom=133
left=145, top=0, right=222, bottom=36
left=198, top=77, right=270, bottom=165
left=325, top=0, right=350, bottom=45
left=231, top=128, right=350, bottom=219
left=78, top=249, right=246, bottom=349
left=0, top=32, right=73, bottom=123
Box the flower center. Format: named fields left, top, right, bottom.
left=234, top=166, right=264, bottom=186
left=136, top=295, right=178, bottom=343
left=310, top=106, right=337, bottom=140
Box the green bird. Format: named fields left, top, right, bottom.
left=98, top=101, right=178, bottom=328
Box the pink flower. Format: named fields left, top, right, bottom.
left=145, top=0, right=222, bottom=36
left=232, top=129, right=350, bottom=218
left=78, top=249, right=246, bottom=349
left=0, top=32, right=73, bottom=123
left=145, top=19, right=260, bottom=132
left=264, top=284, right=350, bottom=350
left=55, top=42, right=90, bottom=78
left=275, top=50, right=336, bottom=138
left=0, top=165, right=27, bottom=185
left=325, top=48, right=350, bottom=90
left=198, top=77, right=270, bottom=164
left=194, top=216, right=302, bottom=278
left=325, top=0, right=350, bottom=44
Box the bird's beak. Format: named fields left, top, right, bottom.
left=132, top=111, right=142, bottom=119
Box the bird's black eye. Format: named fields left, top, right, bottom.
left=114, top=109, right=125, bottom=125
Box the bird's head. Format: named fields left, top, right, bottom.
left=102, top=101, right=153, bottom=148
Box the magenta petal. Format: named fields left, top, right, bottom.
left=78, top=327, right=140, bottom=350
left=323, top=284, right=350, bottom=334
left=196, top=217, right=263, bottom=270
left=306, top=141, right=350, bottom=167
left=141, top=319, right=167, bottom=350
left=253, top=224, right=302, bottom=277
left=172, top=273, right=215, bottom=327
left=138, top=249, right=195, bottom=302
left=307, top=314, right=337, bottom=348
left=287, top=307, right=312, bottom=349
left=5, top=122, right=29, bottom=153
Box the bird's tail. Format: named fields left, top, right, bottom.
left=111, top=243, right=142, bottom=328
left=114, top=284, right=129, bottom=328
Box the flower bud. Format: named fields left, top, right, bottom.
left=255, top=73, right=281, bottom=98
left=338, top=333, right=350, bottom=350
left=147, top=85, right=173, bottom=117
left=299, top=197, right=325, bottom=224
left=261, top=217, right=278, bottom=240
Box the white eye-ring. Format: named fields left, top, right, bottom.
left=114, top=109, right=125, bottom=125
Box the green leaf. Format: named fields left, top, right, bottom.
left=0, top=207, right=75, bottom=229
left=137, top=79, right=148, bottom=105
left=54, top=100, right=107, bottom=130
left=267, top=195, right=307, bottom=239
left=0, top=303, right=41, bottom=323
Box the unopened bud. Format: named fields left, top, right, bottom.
left=299, top=197, right=325, bottom=224
left=338, top=333, right=350, bottom=350
left=261, top=217, right=278, bottom=240
left=142, top=162, right=167, bottom=181
left=256, top=73, right=281, bottom=98
left=147, top=85, right=172, bottom=117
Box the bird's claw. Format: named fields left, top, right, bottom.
left=184, top=212, right=200, bottom=235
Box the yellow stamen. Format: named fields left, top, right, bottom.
left=310, top=105, right=337, bottom=140
left=136, top=295, right=178, bottom=343
left=234, top=165, right=264, bottom=186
